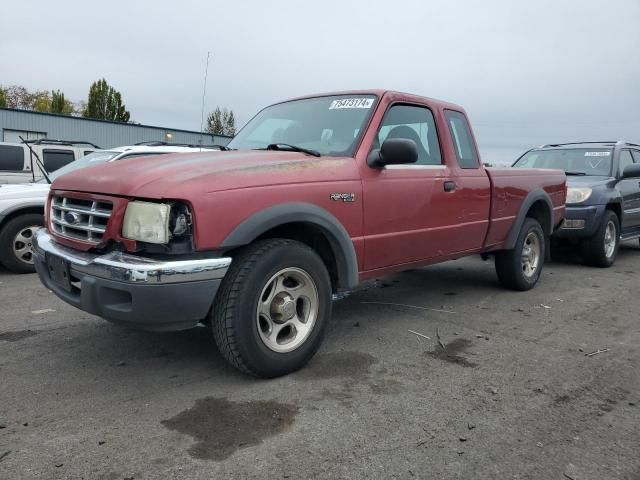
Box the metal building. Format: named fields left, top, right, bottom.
left=0, top=107, right=232, bottom=148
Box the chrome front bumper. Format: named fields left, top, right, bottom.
left=33, top=228, right=231, bottom=284
left=32, top=229, right=231, bottom=331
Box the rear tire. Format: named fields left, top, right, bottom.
left=495, top=218, right=545, bottom=291
left=211, top=239, right=332, bottom=378
left=582, top=210, right=619, bottom=268
left=0, top=214, right=44, bottom=274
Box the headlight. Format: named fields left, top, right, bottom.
left=566, top=187, right=592, bottom=204
left=123, top=201, right=171, bottom=244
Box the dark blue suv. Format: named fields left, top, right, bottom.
left=513, top=141, right=640, bottom=267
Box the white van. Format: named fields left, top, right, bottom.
left=0, top=139, right=98, bottom=184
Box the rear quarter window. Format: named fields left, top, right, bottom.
left=0, top=145, right=25, bottom=171
left=444, top=110, right=479, bottom=169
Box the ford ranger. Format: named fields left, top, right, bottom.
left=32, top=90, right=567, bottom=377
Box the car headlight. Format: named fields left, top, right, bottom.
left=566, top=187, right=592, bottom=204
left=122, top=201, right=171, bottom=244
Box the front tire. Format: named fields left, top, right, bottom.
left=211, top=239, right=332, bottom=378
left=582, top=210, right=619, bottom=268
left=495, top=218, right=545, bottom=291
left=0, top=214, right=44, bottom=274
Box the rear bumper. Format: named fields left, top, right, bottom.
left=33, top=229, right=231, bottom=331
left=553, top=204, right=604, bottom=239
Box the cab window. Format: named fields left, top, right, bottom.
left=444, top=110, right=479, bottom=169
left=375, top=105, right=442, bottom=165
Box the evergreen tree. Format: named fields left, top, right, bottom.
left=206, top=107, right=225, bottom=135
left=224, top=109, right=236, bottom=136
left=206, top=107, right=236, bottom=136
left=83, top=78, right=130, bottom=122
left=50, top=90, right=68, bottom=114
left=0, top=88, right=6, bottom=108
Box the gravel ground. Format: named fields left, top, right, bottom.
left=1, top=244, right=639, bottom=479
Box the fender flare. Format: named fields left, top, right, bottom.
left=220, top=202, right=359, bottom=289
left=504, top=189, right=554, bottom=250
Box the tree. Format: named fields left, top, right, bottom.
left=50, top=90, right=73, bottom=114
left=4, top=86, right=35, bottom=109
left=0, top=88, right=6, bottom=108
left=83, top=78, right=130, bottom=122
left=206, top=107, right=225, bottom=135
left=223, top=109, right=236, bottom=136
left=206, top=107, right=236, bottom=136
left=31, top=91, right=51, bottom=113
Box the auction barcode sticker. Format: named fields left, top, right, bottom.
left=584, top=151, right=610, bottom=156
left=329, top=98, right=374, bottom=109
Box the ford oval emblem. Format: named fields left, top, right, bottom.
left=64, top=211, right=81, bottom=225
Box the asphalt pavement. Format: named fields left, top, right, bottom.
left=1, top=244, right=639, bottom=479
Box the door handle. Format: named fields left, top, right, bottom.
left=444, top=181, right=456, bottom=192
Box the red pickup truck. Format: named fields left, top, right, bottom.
left=33, top=90, right=566, bottom=377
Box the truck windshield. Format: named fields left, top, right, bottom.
left=39, top=150, right=119, bottom=183
left=513, top=148, right=613, bottom=176
left=227, top=95, right=378, bottom=157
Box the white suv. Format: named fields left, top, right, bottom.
left=0, top=139, right=99, bottom=184
left=0, top=144, right=220, bottom=273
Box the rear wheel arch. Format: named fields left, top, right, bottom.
left=220, top=203, right=358, bottom=290
left=504, top=190, right=553, bottom=249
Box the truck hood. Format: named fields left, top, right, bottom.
left=0, top=182, right=50, bottom=201
left=51, top=150, right=359, bottom=199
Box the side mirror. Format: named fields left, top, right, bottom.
left=367, top=138, right=418, bottom=168
left=622, top=164, right=640, bottom=179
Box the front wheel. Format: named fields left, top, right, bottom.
left=495, top=218, right=545, bottom=291
left=211, top=239, right=332, bottom=378
left=582, top=210, right=619, bottom=268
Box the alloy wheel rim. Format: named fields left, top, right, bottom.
left=12, top=226, right=39, bottom=265
left=521, top=231, right=541, bottom=278
left=256, top=267, right=319, bottom=353
left=603, top=220, right=617, bottom=258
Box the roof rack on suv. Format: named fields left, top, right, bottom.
left=540, top=141, right=617, bottom=148
left=23, top=139, right=102, bottom=149
left=616, top=141, right=640, bottom=147
left=134, top=141, right=227, bottom=150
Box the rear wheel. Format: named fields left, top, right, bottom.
left=495, top=218, right=545, bottom=291
left=0, top=214, right=43, bottom=274
left=211, top=239, right=332, bottom=378
left=582, top=210, right=619, bottom=268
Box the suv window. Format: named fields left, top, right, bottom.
left=619, top=150, right=635, bottom=175
left=0, top=145, right=25, bottom=171
left=631, top=150, right=640, bottom=163
left=376, top=105, right=442, bottom=165
left=43, top=149, right=75, bottom=172
left=444, top=110, right=479, bottom=169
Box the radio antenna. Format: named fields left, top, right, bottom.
left=199, top=51, right=211, bottom=148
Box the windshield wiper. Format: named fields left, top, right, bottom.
left=565, top=171, right=587, bottom=176
left=265, top=143, right=321, bottom=157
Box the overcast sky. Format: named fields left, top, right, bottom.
left=3, top=0, right=639, bottom=164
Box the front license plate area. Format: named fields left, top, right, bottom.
left=46, top=253, right=71, bottom=292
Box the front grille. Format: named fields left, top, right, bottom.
left=50, top=195, right=113, bottom=244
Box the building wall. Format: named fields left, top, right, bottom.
left=0, top=108, right=232, bottom=148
